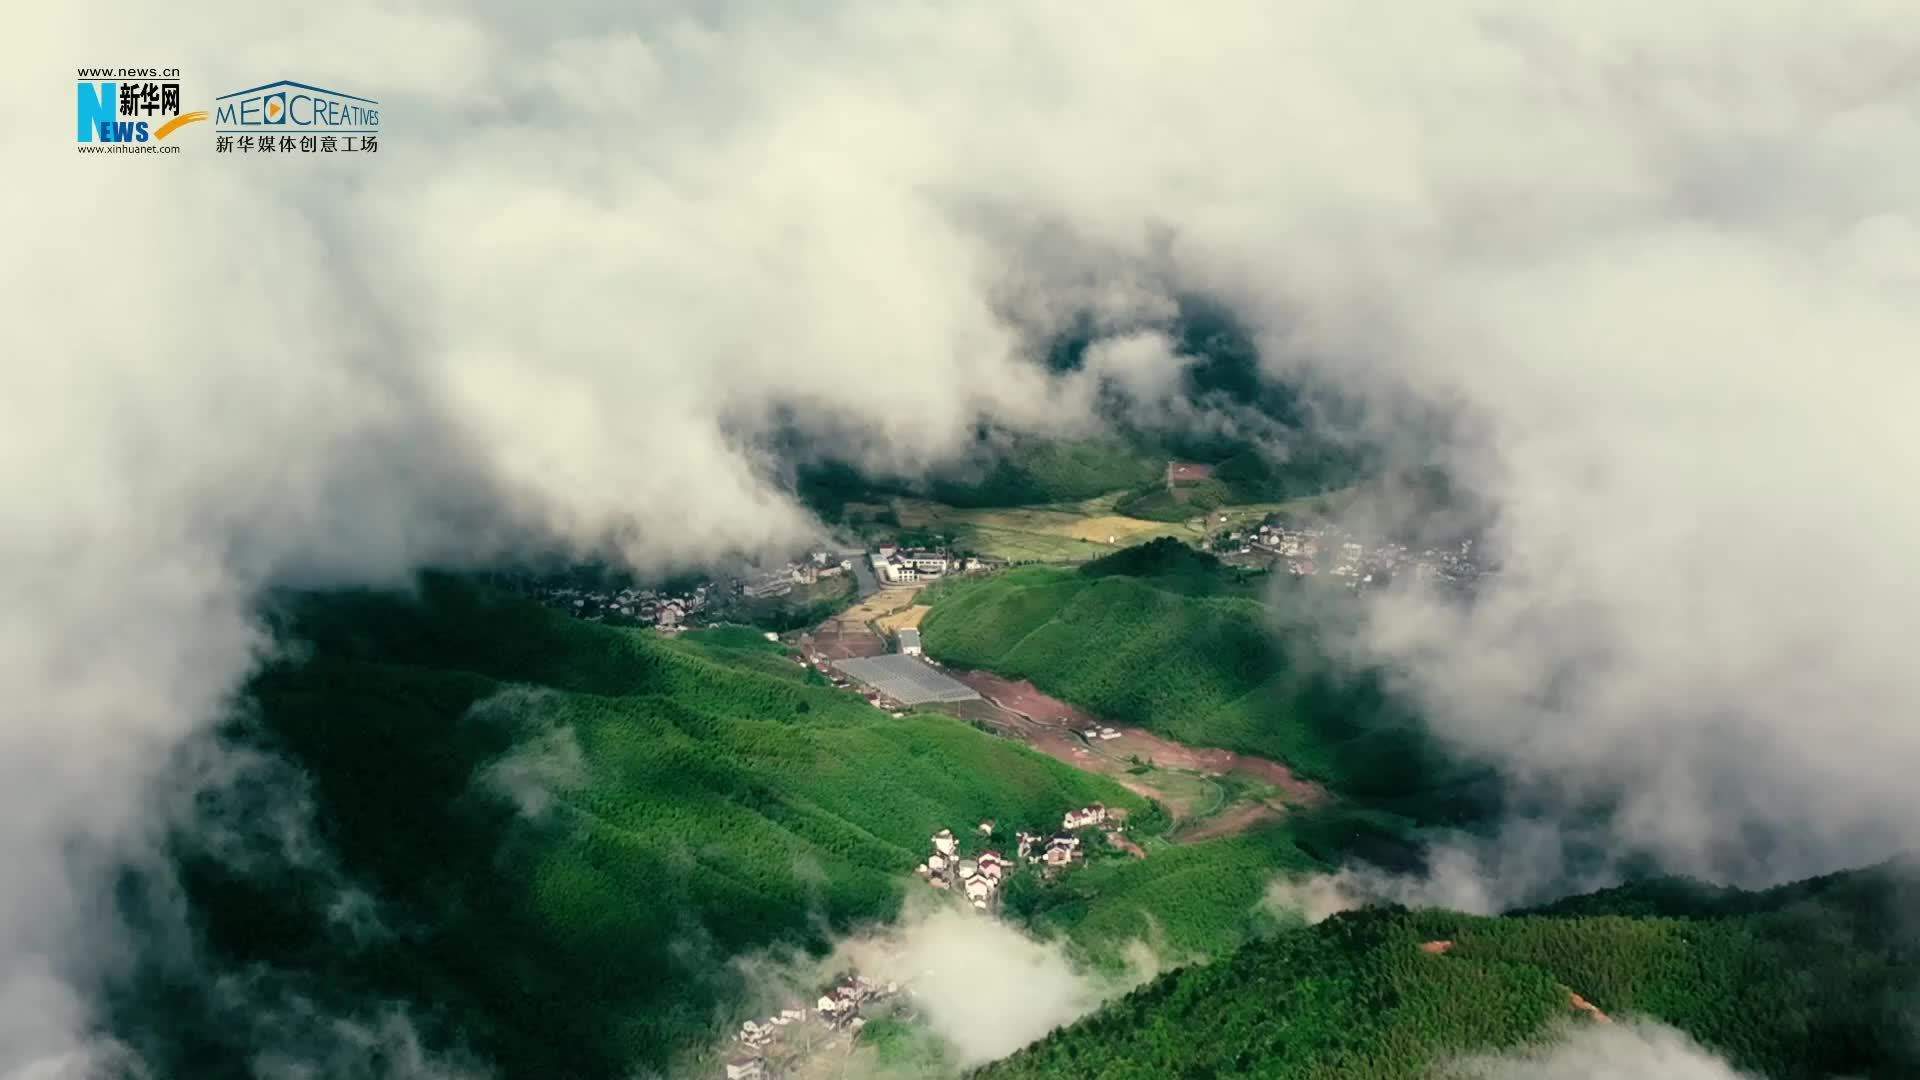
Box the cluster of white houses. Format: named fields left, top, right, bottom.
left=871, top=545, right=953, bottom=585
left=869, top=545, right=1003, bottom=585
left=1011, top=804, right=1111, bottom=871
left=724, top=807, right=1121, bottom=1077
left=916, top=826, right=1011, bottom=910
left=741, top=552, right=853, bottom=600
left=522, top=549, right=860, bottom=632
left=1016, top=830, right=1082, bottom=871
left=916, top=805, right=1119, bottom=905
left=724, top=974, right=899, bottom=1079
left=1062, top=804, right=1110, bottom=830
left=528, top=583, right=710, bottom=629
left=1220, top=519, right=1486, bottom=590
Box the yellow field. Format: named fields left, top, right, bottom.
left=875, top=604, right=931, bottom=633
left=1178, top=485, right=1365, bottom=533
left=893, top=496, right=1203, bottom=562
left=835, top=587, right=921, bottom=626
left=881, top=483, right=1364, bottom=565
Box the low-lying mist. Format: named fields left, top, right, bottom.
left=6, top=0, right=1917, bottom=1075
left=1448, top=1020, right=1759, bottom=1080
left=705, top=894, right=1161, bottom=1078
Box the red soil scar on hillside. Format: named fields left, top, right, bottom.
left=1421, top=942, right=1611, bottom=1023
left=951, top=669, right=1329, bottom=816
left=1178, top=802, right=1284, bottom=843
left=1566, top=990, right=1612, bottom=1023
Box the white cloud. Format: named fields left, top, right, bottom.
left=3, top=0, right=1917, bottom=1073
left=828, top=905, right=1135, bottom=1067
left=467, top=691, right=588, bottom=821
left=1266, top=823, right=1649, bottom=918
left=725, top=896, right=1154, bottom=1076
left=1450, top=1020, right=1757, bottom=1080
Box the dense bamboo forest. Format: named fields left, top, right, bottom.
left=979, top=857, right=1920, bottom=1080
left=117, top=576, right=1143, bottom=1079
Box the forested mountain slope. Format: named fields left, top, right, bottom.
left=979, top=858, right=1920, bottom=1080
left=918, top=543, right=1488, bottom=824
left=117, top=577, right=1143, bottom=1079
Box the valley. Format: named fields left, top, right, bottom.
left=134, top=478, right=1913, bottom=1080
left=135, top=577, right=1154, bottom=1080
left=980, top=859, right=1920, bottom=1080
left=38, top=15, right=1904, bottom=1080
left=937, top=668, right=1325, bottom=839
left=779, top=533, right=1341, bottom=849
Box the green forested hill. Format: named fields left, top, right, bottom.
left=917, top=548, right=1486, bottom=822
left=801, top=301, right=1379, bottom=524
left=978, top=858, right=1920, bottom=1080
left=928, top=437, right=1165, bottom=507
left=798, top=437, right=1165, bottom=518
left=127, top=577, right=1144, bottom=1080
left=1018, top=825, right=1318, bottom=962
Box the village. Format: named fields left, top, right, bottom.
left=738, top=551, right=858, bottom=601
left=1215, top=516, right=1486, bottom=590
left=513, top=538, right=1005, bottom=635
left=513, top=506, right=1494, bottom=642
left=512, top=549, right=859, bottom=631
left=721, top=971, right=903, bottom=1080
left=522, top=578, right=712, bottom=629
left=914, top=803, right=1126, bottom=912
left=717, top=803, right=1127, bottom=1079
left=866, top=544, right=1000, bottom=585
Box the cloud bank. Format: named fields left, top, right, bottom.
left=826, top=905, right=1150, bottom=1068
left=720, top=898, right=1151, bottom=1077
left=4, top=0, right=1918, bottom=1074
left=1449, top=1021, right=1758, bottom=1080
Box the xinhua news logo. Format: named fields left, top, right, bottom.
left=76, top=67, right=206, bottom=154
left=213, top=80, right=381, bottom=155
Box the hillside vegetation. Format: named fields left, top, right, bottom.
left=1017, top=825, right=1318, bottom=962
left=126, top=577, right=1145, bottom=1080
left=1115, top=445, right=1368, bottom=522
left=928, top=437, right=1164, bottom=507
left=798, top=438, right=1163, bottom=520
left=979, top=858, right=1920, bottom=1080
left=918, top=544, right=1487, bottom=823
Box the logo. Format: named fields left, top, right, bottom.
left=75, top=67, right=204, bottom=154
left=214, top=80, right=380, bottom=155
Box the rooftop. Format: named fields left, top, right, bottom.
left=831, top=654, right=980, bottom=706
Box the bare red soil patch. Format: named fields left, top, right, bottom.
left=1566, top=990, right=1612, bottom=1023
left=1179, top=802, right=1284, bottom=843
left=950, top=669, right=1328, bottom=834
left=798, top=623, right=886, bottom=661
left=954, top=672, right=1323, bottom=790
left=954, top=671, right=1105, bottom=727
left=1418, top=945, right=1610, bottom=1025
left=1167, top=744, right=1326, bottom=807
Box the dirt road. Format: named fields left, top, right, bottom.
left=948, top=669, right=1327, bottom=838
left=1177, top=802, right=1285, bottom=843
